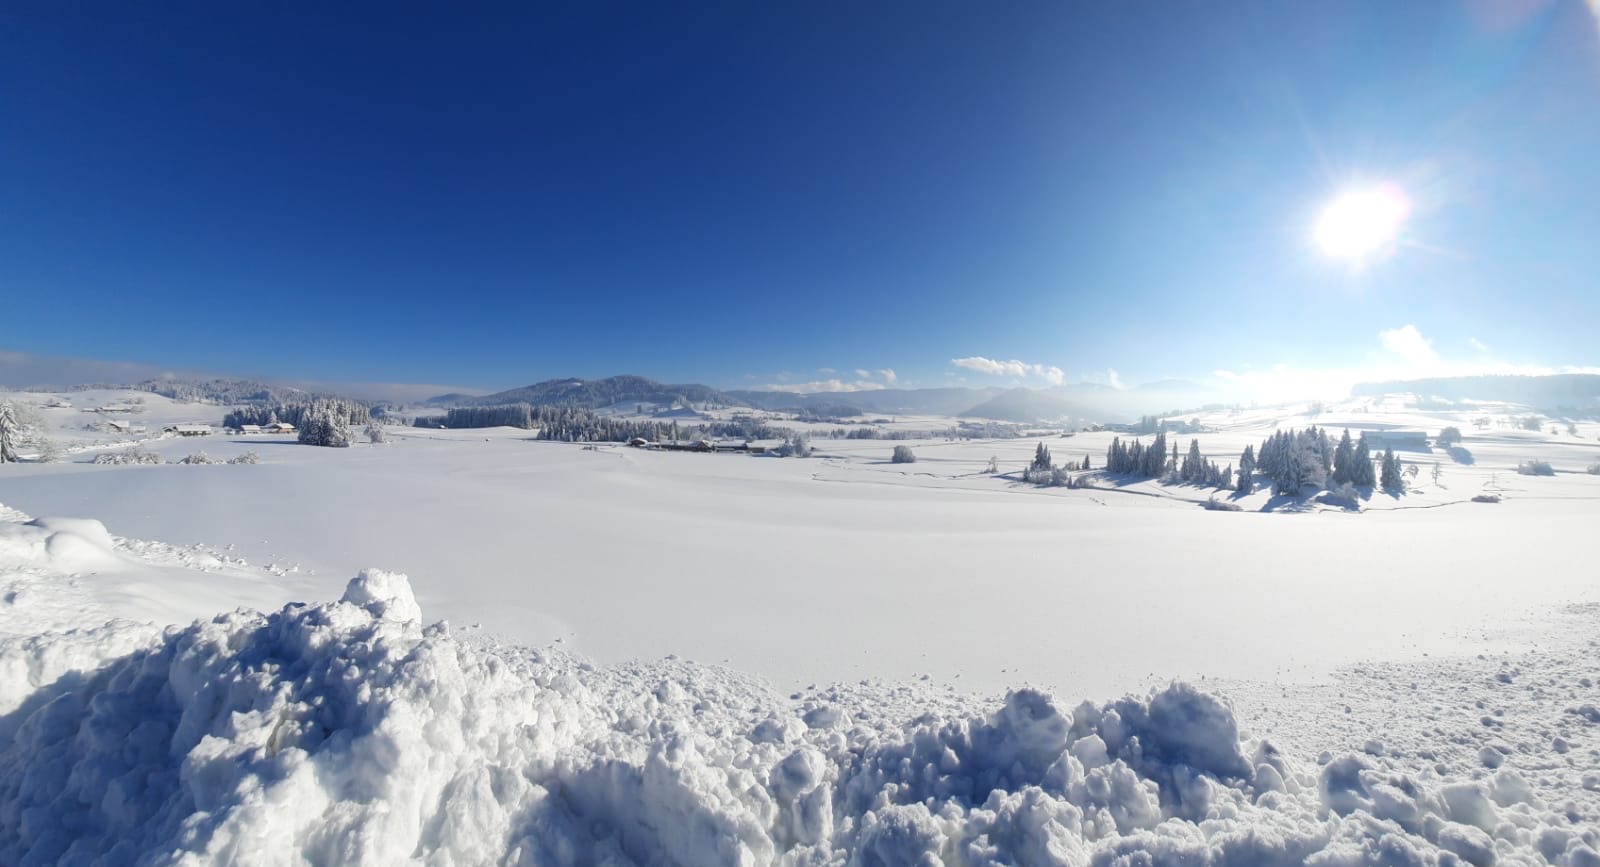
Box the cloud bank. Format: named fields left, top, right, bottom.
left=950, top=356, right=1065, bottom=386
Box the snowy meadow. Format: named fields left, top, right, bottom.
left=1, top=389, right=1598, bottom=864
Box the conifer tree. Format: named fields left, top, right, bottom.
left=1352, top=436, right=1375, bottom=487
left=1031, top=442, right=1053, bottom=472
left=0, top=401, right=18, bottom=464
left=1332, top=428, right=1354, bottom=484
left=1380, top=447, right=1402, bottom=490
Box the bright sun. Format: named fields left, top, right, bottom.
left=1314, top=184, right=1410, bottom=262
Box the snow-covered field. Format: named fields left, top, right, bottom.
left=1, top=390, right=1598, bottom=863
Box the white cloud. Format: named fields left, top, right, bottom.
left=1468, top=337, right=1489, bottom=353
left=1379, top=324, right=1439, bottom=366
left=1106, top=368, right=1123, bottom=390
left=854, top=368, right=871, bottom=380
left=950, top=356, right=1065, bottom=386
left=817, top=367, right=836, bottom=375
left=760, top=379, right=887, bottom=394
left=877, top=368, right=898, bottom=385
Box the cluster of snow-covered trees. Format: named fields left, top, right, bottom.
left=1104, top=434, right=1232, bottom=488
left=1020, top=443, right=1094, bottom=487
left=416, top=403, right=819, bottom=445
left=1251, top=427, right=1335, bottom=495
left=1100, top=426, right=1410, bottom=497
left=1104, top=432, right=1172, bottom=479
left=773, top=435, right=812, bottom=457
left=535, top=409, right=680, bottom=443
left=298, top=402, right=355, bottom=448
left=426, top=404, right=541, bottom=429
left=224, top=399, right=370, bottom=430
left=1178, top=439, right=1233, bottom=488
left=419, top=404, right=686, bottom=443
left=1239, top=427, right=1405, bottom=495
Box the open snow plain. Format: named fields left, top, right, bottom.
left=2, top=393, right=1599, bottom=864
left=2, top=399, right=1597, bottom=701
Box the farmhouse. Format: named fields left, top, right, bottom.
left=264, top=422, right=297, bottom=434
left=165, top=424, right=213, bottom=437
left=106, top=419, right=148, bottom=435
left=238, top=424, right=263, bottom=435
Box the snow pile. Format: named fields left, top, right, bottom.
left=0, top=516, right=122, bottom=574
left=1, top=570, right=1595, bottom=865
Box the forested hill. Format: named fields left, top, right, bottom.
left=428, top=375, right=740, bottom=409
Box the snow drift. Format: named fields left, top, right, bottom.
left=2, top=569, right=1596, bottom=865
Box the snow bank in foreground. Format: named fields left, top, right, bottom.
left=1, top=570, right=1596, bottom=865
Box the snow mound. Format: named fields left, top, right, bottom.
left=0, top=517, right=121, bottom=572
left=2, top=574, right=1595, bottom=865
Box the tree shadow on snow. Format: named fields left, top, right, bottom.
left=1258, top=494, right=1317, bottom=513
left=1446, top=446, right=1474, bottom=465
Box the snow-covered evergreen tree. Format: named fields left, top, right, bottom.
left=1380, top=447, right=1403, bottom=490
left=0, top=401, right=18, bottom=464
left=365, top=423, right=386, bottom=444
left=1331, top=429, right=1355, bottom=484
left=891, top=445, right=917, bottom=464
left=1352, top=436, right=1376, bottom=487
left=1031, top=442, right=1053, bottom=472
left=1236, top=445, right=1255, bottom=493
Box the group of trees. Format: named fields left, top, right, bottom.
left=417, top=404, right=678, bottom=443
left=1252, top=427, right=1335, bottom=495
left=1104, top=432, right=1173, bottom=479
left=1178, top=439, right=1233, bottom=488
left=298, top=402, right=356, bottom=447
left=1020, top=442, right=1095, bottom=487
left=1104, top=433, right=1233, bottom=489
left=224, top=399, right=370, bottom=431
left=773, top=435, right=812, bottom=457
left=1240, top=426, right=1405, bottom=495
left=416, top=402, right=831, bottom=447
left=1099, top=425, right=1409, bottom=498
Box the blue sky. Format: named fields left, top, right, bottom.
left=2, top=1, right=1598, bottom=396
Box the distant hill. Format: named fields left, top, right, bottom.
left=431, top=374, right=1223, bottom=422
left=727, top=387, right=1007, bottom=417
left=1351, top=374, right=1600, bottom=412
left=430, top=375, right=740, bottom=409
left=61, top=377, right=367, bottom=407
left=958, top=388, right=1087, bottom=422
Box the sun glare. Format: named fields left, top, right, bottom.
left=1314, top=184, right=1410, bottom=263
